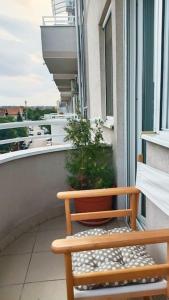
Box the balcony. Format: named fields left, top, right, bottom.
left=53, top=73, right=76, bottom=93
left=41, top=17, right=77, bottom=75
left=0, top=121, right=165, bottom=300
left=60, top=91, right=72, bottom=101
left=0, top=119, right=124, bottom=299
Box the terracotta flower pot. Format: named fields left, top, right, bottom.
left=74, top=195, right=113, bottom=226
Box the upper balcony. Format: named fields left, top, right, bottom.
left=53, top=73, right=76, bottom=92
left=41, top=14, right=77, bottom=75
left=51, top=0, right=75, bottom=19
left=60, top=91, right=72, bottom=102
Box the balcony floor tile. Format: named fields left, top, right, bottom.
left=0, top=216, right=166, bottom=300
left=0, top=284, right=22, bottom=300
left=1, top=233, right=36, bottom=256
left=38, top=216, right=66, bottom=234
left=0, top=254, right=31, bottom=286
left=33, top=230, right=63, bottom=253
left=21, top=280, right=66, bottom=300
left=25, top=252, right=65, bottom=283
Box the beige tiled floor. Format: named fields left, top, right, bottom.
left=0, top=216, right=68, bottom=300
left=0, top=216, right=166, bottom=300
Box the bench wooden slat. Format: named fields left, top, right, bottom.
left=71, top=209, right=132, bottom=221
left=73, top=264, right=169, bottom=285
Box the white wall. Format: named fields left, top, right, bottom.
left=83, top=0, right=127, bottom=196
left=84, top=0, right=106, bottom=119
left=84, top=0, right=115, bottom=148
left=145, top=142, right=169, bottom=263
left=0, top=150, right=68, bottom=250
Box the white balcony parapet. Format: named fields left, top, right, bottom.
left=0, top=144, right=72, bottom=165
left=42, top=15, right=75, bottom=26
left=0, top=134, right=66, bottom=146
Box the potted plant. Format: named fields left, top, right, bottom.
left=64, top=115, right=115, bottom=225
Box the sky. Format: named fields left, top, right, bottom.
left=0, top=0, right=60, bottom=106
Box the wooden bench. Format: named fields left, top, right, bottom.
left=51, top=187, right=169, bottom=300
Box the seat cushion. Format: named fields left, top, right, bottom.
left=74, top=279, right=167, bottom=299
left=71, top=227, right=160, bottom=291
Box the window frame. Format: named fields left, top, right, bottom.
left=125, top=0, right=156, bottom=227
left=102, top=5, right=114, bottom=125
left=150, top=0, right=169, bottom=145
left=153, top=0, right=163, bottom=132
left=153, top=0, right=169, bottom=137
left=160, top=0, right=169, bottom=131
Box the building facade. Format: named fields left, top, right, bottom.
left=80, top=0, right=169, bottom=262
left=41, top=0, right=169, bottom=261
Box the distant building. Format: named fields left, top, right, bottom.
left=0, top=108, right=6, bottom=117
left=0, top=106, right=24, bottom=118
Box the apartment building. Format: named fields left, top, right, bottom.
left=81, top=0, right=169, bottom=263
left=41, top=0, right=169, bottom=262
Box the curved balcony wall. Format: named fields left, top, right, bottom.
left=0, top=147, right=69, bottom=250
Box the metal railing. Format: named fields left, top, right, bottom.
left=42, top=0, right=75, bottom=26
left=0, top=114, right=75, bottom=151
left=51, top=0, right=75, bottom=16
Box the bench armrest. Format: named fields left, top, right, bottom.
left=51, top=228, right=169, bottom=254
left=57, top=186, right=140, bottom=200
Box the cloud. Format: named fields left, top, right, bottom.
left=0, top=28, right=22, bottom=42
left=0, top=74, right=60, bottom=106
left=0, top=0, right=52, bottom=25
left=0, top=1, right=60, bottom=106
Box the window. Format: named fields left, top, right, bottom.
left=126, top=0, right=155, bottom=225
left=102, top=9, right=113, bottom=119
left=105, top=15, right=113, bottom=117
left=161, top=0, right=169, bottom=129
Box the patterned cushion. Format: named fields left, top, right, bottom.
left=93, top=248, right=122, bottom=265
left=125, top=256, right=158, bottom=284
left=108, top=227, right=132, bottom=234
left=73, top=228, right=107, bottom=238
left=120, top=245, right=147, bottom=263
left=71, top=227, right=160, bottom=291
left=73, top=264, right=97, bottom=291
left=95, top=261, right=128, bottom=287
left=72, top=250, right=95, bottom=268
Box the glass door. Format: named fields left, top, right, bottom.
left=126, top=0, right=155, bottom=227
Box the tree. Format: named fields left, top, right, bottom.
left=17, top=112, right=23, bottom=122
left=26, top=107, right=57, bottom=121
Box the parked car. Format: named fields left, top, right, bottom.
left=37, top=132, right=41, bottom=135
left=20, top=142, right=28, bottom=150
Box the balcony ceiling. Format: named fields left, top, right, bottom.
left=41, top=26, right=77, bottom=74
left=53, top=73, right=76, bottom=92
left=61, top=91, right=72, bottom=101
left=53, top=73, right=76, bottom=86
left=58, top=85, right=71, bottom=92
